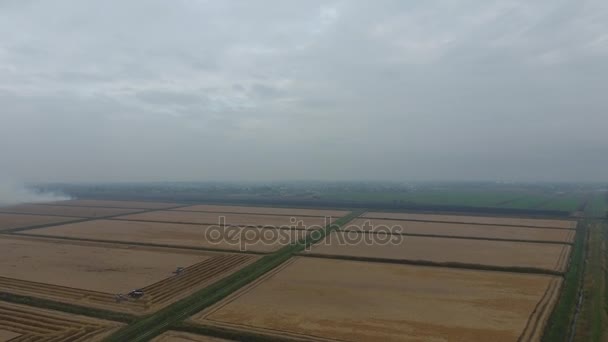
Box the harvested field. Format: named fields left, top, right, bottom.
left=362, top=212, right=577, bottom=229
left=152, top=331, right=232, bottom=342
left=0, top=236, right=258, bottom=314
left=51, top=199, right=180, bottom=209
left=346, top=218, right=575, bottom=243
left=0, top=300, right=123, bottom=341
left=175, top=204, right=349, bottom=217
left=0, top=203, right=141, bottom=218
left=306, top=231, right=570, bottom=272
left=0, top=213, right=79, bottom=231
left=23, top=219, right=309, bottom=253
left=116, top=210, right=335, bottom=229
left=192, top=257, right=562, bottom=342
left=0, top=330, right=20, bottom=341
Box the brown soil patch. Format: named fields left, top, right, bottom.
left=152, top=331, right=232, bottom=342
left=117, top=211, right=334, bottom=229
left=24, top=219, right=309, bottom=253
left=51, top=199, right=179, bottom=209
left=306, top=231, right=570, bottom=272
left=0, top=236, right=257, bottom=314
left=0, top=301, right=123, bottom=341
left=175, top=205, right=349, bottom=217
left=347, top=218, right=575, bottom=243
left=0, top=203, right=141, bottom=218
left=192, top=257, right=561, bottom=342
left=0, top=213, right=79, bottom=231
left=363, top=212, right=577, bottom=229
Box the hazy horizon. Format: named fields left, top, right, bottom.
left=1, top=0, right=607, bottom=183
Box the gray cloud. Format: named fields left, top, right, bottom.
left=0, top=0, right=607, bottom=183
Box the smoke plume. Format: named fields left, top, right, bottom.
left=0, top=180, right=71, bottom=206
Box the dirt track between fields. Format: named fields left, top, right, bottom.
left=347, top=218, right=575, bottom=243
left=0, top=213, right=79, bottom=231
left=306, top=231, right=570, bottom=272
left=362, top=212, right=577, bottom=229
left=116, top=210, right=335, bottom=229
left=51, top=199, right=179, bottom=209
left=24, top=220, right=312, bottom=253
left=0, top=204, right=141, bottom=218
left=174, top=204, right=349, bottom=217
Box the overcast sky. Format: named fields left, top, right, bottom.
left=1, top=0, right=607, bottom=183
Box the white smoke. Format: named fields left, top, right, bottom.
left=0, top=180, right=71, bottom=206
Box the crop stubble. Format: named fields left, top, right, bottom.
left=362, top=212, right=577, bottom=229
left=0, top=204, right=141, bottom=218
left=116, top=211, right=335, bottom=228
left=306, top=231, right=570, bottom=272
left=174, top=204, right=349, bottom=217
left=0, top=213, right=79, bottom=231
left=0, top=236, right=258, bottom=314
left=191, top=257, right=561, bottom=342
left=347, top=218, right=575, bottom=243
left=0, top=301, right=123, bottom=341
left=23, top=220, right=312, bottom=253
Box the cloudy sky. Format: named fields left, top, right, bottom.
left=1, top=0, right=607, bottom=182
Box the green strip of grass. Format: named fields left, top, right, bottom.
left=104, top=210, right=365, bottom=342
left=542, top=220, right=586, bottom=342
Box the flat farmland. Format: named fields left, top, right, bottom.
left=0, top=301, right=123, bottom=341
left=116, top=210, right=335, bottom=229
left=0, top=330, right=20, bottom=341
left=362, top=212, right=577, bottom=229
left=0, top=212, right=79, bottom=231
left=306, top=231, right=570, bottom=272
left=175, top=204, right=349, bottom=217
left=51, top=199, right=180, bottom=209
left=346, top=218, right=575, bottom=243
left=0, top=203, right=141, bottom=218
left=0, top=236, right=258, bottom=314
left=191, top=257, right=561, bottom=342
left=22, top=219, right=311, bottom=253
left=152, top=331, right=232, bottom=342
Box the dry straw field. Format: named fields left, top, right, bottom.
left=192, top=257, right=561, bottom=342
left=307, top=231, right=570, bottom=272
left=0, top=301, right=123, bottom=341
left=117, top=210, right=336, bottom=229
left=0, top=236, right=257, bottom=314
left=0, top=200, right=576, bottom=341
left=362, top=211, right=577, bottom=229
left=346, top=218, right=575, bottom=243
left=0, top=212, right=79, bottom=231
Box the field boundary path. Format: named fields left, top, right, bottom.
left=0, top=203, right=195, bottom=234
left=103, top=210, right=365, bottom=342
